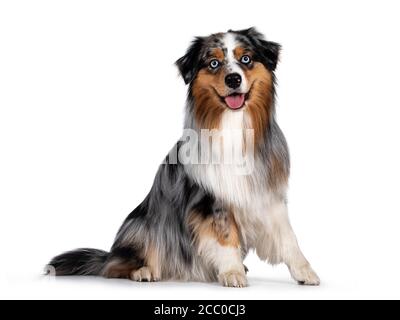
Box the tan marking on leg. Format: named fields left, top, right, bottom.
left=189, top=210, right=240, bottom=248
left=144, top=244, right=161, bottom=281
left=189, top=210, right=247, bottom=288
left=213, top=212, right=240, bottom=247
left=102, top=259, right=138, bottom=279
left=130, top=266, right=154, bottom=282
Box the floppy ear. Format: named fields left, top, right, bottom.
left=257, top=39, right=281, bottom=71
left=175, top=37, right=204, bottom=84
left=236, top=27, right=281, bottom=71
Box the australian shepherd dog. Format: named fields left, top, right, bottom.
left=48, top=28, right=320, bottom=287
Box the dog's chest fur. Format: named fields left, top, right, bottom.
left=186, top=110, right=275, bottom=249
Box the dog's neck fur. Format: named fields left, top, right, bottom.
left=183, top=86, right=289, bottom=204
left=183, top=83, right=278, bottom=159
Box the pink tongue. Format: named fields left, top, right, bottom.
left=224, top=94, right=245, bottom=109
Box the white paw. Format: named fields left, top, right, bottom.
left=218, top=271, right=248, bottom=288
left=290, top=264, right=320, bottom=286
left=130, top=267, right=159, bottom=282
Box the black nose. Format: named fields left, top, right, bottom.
left=225, top=73, right=242, bottom=89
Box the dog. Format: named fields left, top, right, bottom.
left=48, top=27, right=320, bottom=287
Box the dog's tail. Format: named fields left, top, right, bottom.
left=47, top=248, right=109, bottom=276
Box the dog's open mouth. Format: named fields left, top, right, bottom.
left=224, top=93, right=246, bottom=110
left=219, top=85, right=252, bottom=110
left=213, top=86, right=252, bottom=110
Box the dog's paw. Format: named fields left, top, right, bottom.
left=290, top=264, right=320, bottom=286
left=218, top=271, right=248, bottom=288
left=130, top=267, right=159, bottom=282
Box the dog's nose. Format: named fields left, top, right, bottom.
left=225, top=73, right=242, bottom=89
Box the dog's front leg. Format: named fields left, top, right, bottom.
left=256, top=199, right=320, bottom=285
left=189, top=208, right=247, bottom=288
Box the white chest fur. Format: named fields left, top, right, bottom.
left=187, top=111, right=261, bottom=205
left=185, top=110, right=278, bottom=248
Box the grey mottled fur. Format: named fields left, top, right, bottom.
left=48, top=27, right=293, bottom=283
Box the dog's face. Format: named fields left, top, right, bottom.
left=176, top=28, right=280, bottom=131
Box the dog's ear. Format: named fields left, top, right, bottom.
left=236, top=27, right=281, bottom=71
left=176, top=37, right=204, bottom=84
left=257, top=39, right=281, bottom=71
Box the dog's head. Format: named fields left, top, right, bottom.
left=176, top=28, right=280, bottom=131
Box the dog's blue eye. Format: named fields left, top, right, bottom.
left=209, top=59, right=220, bottom=69
left=240, top=55, right=251, bottom=64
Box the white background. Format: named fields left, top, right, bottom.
left=1, top=0, right=400, bottom=300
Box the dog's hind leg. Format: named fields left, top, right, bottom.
left=100, top=246, right=144, bottom=279
left=130, top=244, right=161, bottom=282
left=189, top=207, right=247, bottom=288
left=102, top=245, right=162, bottom=282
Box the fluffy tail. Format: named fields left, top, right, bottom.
left=47, top=248, right=109, bottom=276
